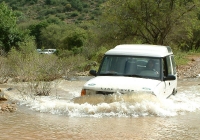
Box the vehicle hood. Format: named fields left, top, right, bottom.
left=83, top=76, right=161, bottom=94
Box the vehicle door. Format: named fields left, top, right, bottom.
left=163, top=56, right=177, bottom=97
left=169, top=55, right=177, bottom=93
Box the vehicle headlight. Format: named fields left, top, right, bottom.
left=81, top=89, right=86, bottom=96
left=81, top=89, right=96, bottom=96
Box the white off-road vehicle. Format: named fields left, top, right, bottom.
left=81, top=44, right=177, bottom=99
left=39, top=49, right=56, bottom=54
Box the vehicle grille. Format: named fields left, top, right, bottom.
left=96, top=91, right=114, bottom=95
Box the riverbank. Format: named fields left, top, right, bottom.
left=177, top=55, right=200, bottom=78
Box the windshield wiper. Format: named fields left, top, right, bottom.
left=125, top=74, right=143, bottom=78
left=100, top=71, right=120, bottom=76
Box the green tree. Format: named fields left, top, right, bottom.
left=40, top=24, right=87, bottom=54
left=98, top=0, right=200, bottom=47
left=60, top=27, right=87, bottom=54
left=62, top=32, right=85, bottom=50
left=28, top=21, right=49, bottom=48
left=40, top=24, right=63, bottom=49
left=65, top=3, right=72, bottom=11
left=0, top=2, right=24, bottom=52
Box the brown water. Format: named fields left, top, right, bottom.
left=1, top=78, right=200, bottom=140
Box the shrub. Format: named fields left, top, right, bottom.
left=6, top=44, right=88, bottom=96
left=70, top=11, right=79, bottom=17
left=56, top=13, right=66, bottom=20
left=0, top=56, right=10, bottom=84
left=6, top=47, right=64, bottom=96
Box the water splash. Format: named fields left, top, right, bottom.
left=4, top=83, right=200, bottom=118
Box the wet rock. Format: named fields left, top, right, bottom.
left=6, top=87, right=13, bottom=91
left=0, top=93, right=7, bottom=101
left=0, top=102, right=17, bottom=113
left=0, top=89, right=17, bottom=113
left=76, top=71, right=89, bottom=76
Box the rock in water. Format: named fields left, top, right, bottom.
left=0, top=93, right=7, bottom=101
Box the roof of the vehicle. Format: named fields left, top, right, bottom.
left=105, top=44, right=173, bottom=57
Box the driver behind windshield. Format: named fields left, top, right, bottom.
left=146, top=59, right=159, bottom=74
left=146, top=59, right=155, bottom=70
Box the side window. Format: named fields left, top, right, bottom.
left=171, top=55, right=176, bottom=74
left=166, top=56, right=172, bottom=75
left=162, top=58, right=167, bottom=76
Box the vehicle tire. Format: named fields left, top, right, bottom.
left=172, top=89, right=177, bottom=95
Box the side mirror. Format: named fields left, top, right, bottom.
left=89, top=70, right=97, bottom=76
left=164, top=75, right=176, bottom=81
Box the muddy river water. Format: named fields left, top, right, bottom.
left=1, top=77, right=200, bottom=140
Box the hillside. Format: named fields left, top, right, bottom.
left=0, top=0, right=106, bottom=24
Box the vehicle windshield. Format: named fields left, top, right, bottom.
left=98, top=55, right=161, bottom=80
left=43, top=49, right=49, bottom=52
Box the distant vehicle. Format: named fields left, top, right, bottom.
left=81, top=44, right=177, bottom=99
left=36, top=49, right=42, bottom=53
left=38, top=49, right=56, bottom=54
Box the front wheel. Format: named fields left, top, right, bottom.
left=172, top=89, right=177, bottom=95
